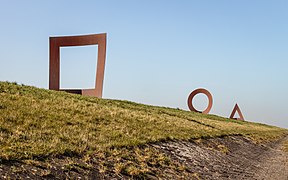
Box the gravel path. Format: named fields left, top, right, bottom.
left=253, top=136, right=288, bottom=180
left=153, top=135, right=288, bottom=179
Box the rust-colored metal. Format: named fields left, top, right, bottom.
left=49, top=33, right=107, bottom=98
left=229, top=103, right=244, bottom=120
left=187, top=88, right=213, bottom=114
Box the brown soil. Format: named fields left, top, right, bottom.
left=0, top=135, right=287, bottom=179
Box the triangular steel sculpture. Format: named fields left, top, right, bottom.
left=229, top=103, right=244, bottom=121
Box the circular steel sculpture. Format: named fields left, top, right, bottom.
left=187, top=88, right=213, bottom=114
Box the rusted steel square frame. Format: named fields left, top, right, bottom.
left=49, top=33, right=106, bottom=98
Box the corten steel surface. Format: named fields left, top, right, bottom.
left=49, top=33, right=106, bottom=98
left=229, top=103, right=245, bottom=121
left=187, top=88, right=213, bottom=114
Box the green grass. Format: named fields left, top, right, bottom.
left=0, top=81, right=287, bottom=162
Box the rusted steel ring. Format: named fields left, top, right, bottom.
left=187, top=88, right=213, bottom=114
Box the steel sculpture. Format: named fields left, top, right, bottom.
left=229, top=103, right=244, bottom=120
left=187, top=88, right=213, bottom=114
left=49, top=33, right=106, bottom=98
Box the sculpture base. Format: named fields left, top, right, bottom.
left=60, top=89, right=99, bottom=97
left=232, top=118, right=244, bottom=121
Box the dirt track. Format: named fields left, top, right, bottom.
left=153, top=135, right=288, bottom=179
left=253, top=136, right=288, bottom=180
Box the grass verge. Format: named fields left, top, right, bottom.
left=0, top=81, right=287, bottom=177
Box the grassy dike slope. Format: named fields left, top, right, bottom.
left=0, top=81, right=287, bottom=177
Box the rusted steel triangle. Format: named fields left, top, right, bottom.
left=229, top=103, right=244, bottom=121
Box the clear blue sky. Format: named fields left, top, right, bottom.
left=0, top=1, right=287, bottom=128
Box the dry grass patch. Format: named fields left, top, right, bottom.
left=0, top=81, right=287, bottom=162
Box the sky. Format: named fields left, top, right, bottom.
left=0, top=1, right=287, bottom=128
